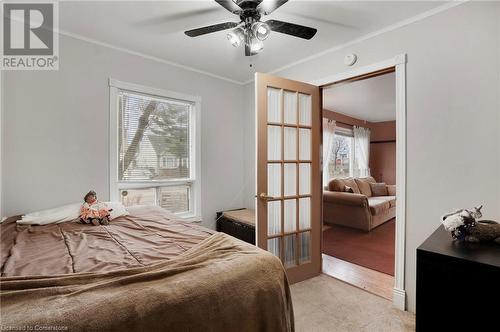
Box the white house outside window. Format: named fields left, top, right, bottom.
left=161, top=155, right=180, bottom=169
left=109, top=79, right=201, bottom=219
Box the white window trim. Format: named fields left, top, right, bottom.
left=335, top=126, right=353, bottom=137
left=108, top=78, right=202, bottom=220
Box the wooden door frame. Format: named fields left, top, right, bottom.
left=311, top=54, right=408, bottom=311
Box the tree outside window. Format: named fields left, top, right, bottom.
left=329, top=133, right=354, bottom=179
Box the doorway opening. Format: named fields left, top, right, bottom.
left=320, top=68, right=397, bottom=301
left=252, top=54, right=407, bottom=310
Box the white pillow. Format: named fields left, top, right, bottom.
left=18, top=202, right=129, bottom=225
left=18, top=203, right=81, bottom=225
left=104, top=202, right=129, bottom=220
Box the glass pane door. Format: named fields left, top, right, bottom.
left=265, top=88, right=312, bottom=266
left=256, top=73, right=321, bottom=283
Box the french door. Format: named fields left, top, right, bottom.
left=256, top=73, right=321, bottom=283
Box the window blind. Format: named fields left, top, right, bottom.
left=118, top=91, right=191, bottom=181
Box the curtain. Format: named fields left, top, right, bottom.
left=322, top=119, right=336, bottom=186
left=353, top=126, right=371, bottom=177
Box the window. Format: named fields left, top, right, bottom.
left=109, top=79, right=201, bottom=218
left=160, top=155, right=180, bottom=169
left=328, top=127, right=355, bottom=179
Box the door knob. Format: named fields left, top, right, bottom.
left=256, top=193, right=274, bottom=200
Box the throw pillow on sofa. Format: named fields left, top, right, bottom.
left=343, top=178, right=361, bottom=194
left=354, top=178, right=372, bottom=197
left=370, top=182, right=389, bottom=196
left=328, top=178, right=345, bottom=192
left=344, top=185, right=354, bottom=193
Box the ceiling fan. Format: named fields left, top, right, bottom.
left=184, top=0, right=317, bottom=56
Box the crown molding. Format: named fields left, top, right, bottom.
left=57, top=29, right=246, bottom=86
left=243, top=1, right=467, bottom=85
left=4, top=9, right=245, bottom=85
left=51, top=1, right=465, bottom=86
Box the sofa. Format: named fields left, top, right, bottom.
left=323, top=176, right=396, bottom=232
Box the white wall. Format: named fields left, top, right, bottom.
left=243, top=83, right=256, bottom=209
left=0, top=70, right=3, bottom=219
left=2, top=34, right=246, bottom=229
left=243, top=1, right=500, bottom=312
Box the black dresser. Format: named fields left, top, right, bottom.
left=416, top=225, right=500, bottom=331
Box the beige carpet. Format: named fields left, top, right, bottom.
left=291, top=274, right=415, bottom=331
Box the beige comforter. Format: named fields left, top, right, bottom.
left=0, top=206, right=293, bottom=331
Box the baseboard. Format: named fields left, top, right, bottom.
left=393, top=288, right=406, bottom=310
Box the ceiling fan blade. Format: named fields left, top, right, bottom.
left=215, top=0, right=242, bottom=14
left=258, top=0, right=288, bottom=15
left=266, top=19, right=317, bottom=40
left=184, top=22, right=239, bottom=37
left=135, top=8, right=221, bottom=27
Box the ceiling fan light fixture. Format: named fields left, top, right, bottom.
left=252, top=21, right=270, bottom=41
left=249, top=37, right=264, bottom=54
left=185, top=0, right=316, bottom=56
left=227, top=27, right=245, bottom=47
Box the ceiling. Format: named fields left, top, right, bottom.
left=58, top=1, right=446, bottom=83
left=323, top=72, right=396, bottom=122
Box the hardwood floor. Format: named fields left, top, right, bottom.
left=322, top=254, right=394, bottom=300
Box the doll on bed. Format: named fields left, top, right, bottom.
left=79, top=190, right=112, bottom=226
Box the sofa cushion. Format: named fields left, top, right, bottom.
left=371, top=195, right=396, bottom=208
left=328, top=179, right=345, bottom=192
left=343, top=178, right=361, bottom=194
left=387, top=185, right=396, bottom=196
left=355, top=178, right=372, bottom=197
left=344, top=185, right=354, bottom=193
left=387, top=196, right=396, bottom=208
left=367, top=197, right=391, bottom=215
left=370, top=182, right=388, bottom=196
left=360, top=176, right=376, bottom=183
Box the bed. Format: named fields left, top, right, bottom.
left=0, top=205, right=293, bottom=331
